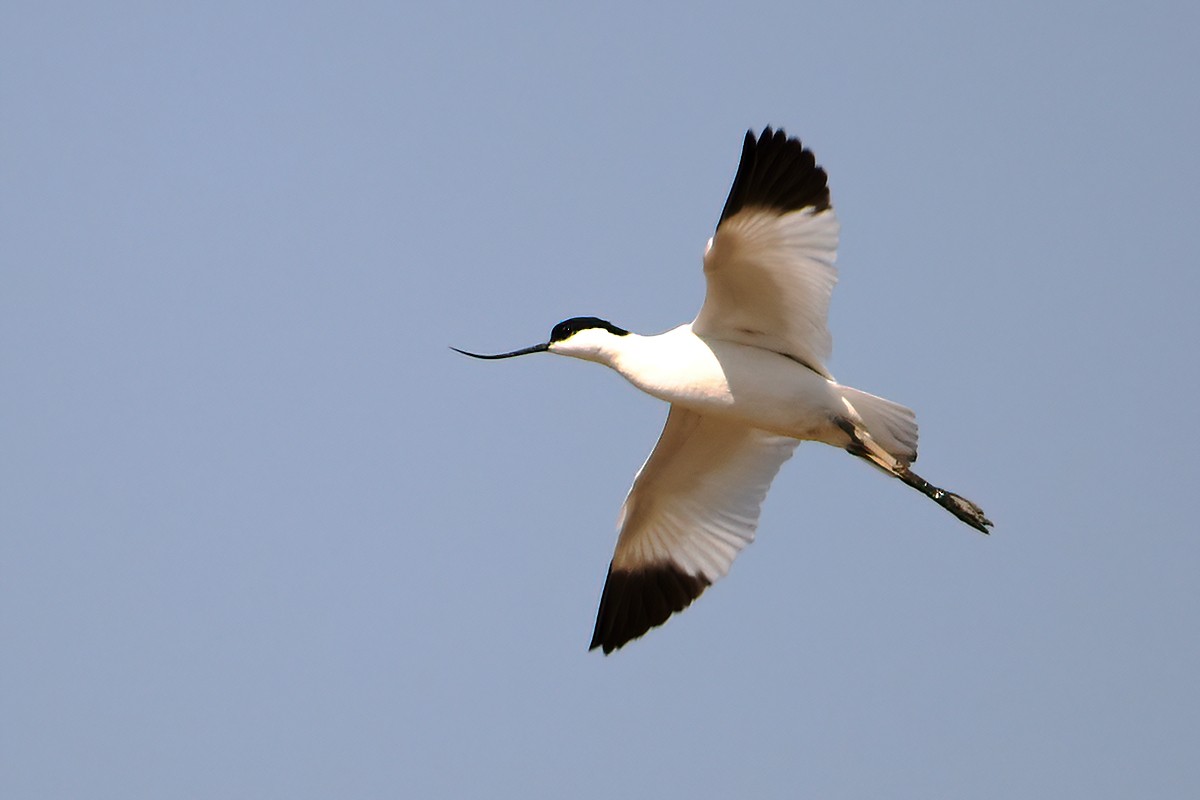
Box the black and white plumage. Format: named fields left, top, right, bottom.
left=455, top=128, right=991, bottom=654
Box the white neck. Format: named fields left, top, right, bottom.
left=547, top=327, right=642, bottom=366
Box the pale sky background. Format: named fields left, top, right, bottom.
left=4, top=2, right=1199, bottom=798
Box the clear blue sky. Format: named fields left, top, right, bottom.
left=4, top=2, right=1199, bottom=797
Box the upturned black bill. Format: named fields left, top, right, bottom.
left=450, top=343, right=550, bottom=360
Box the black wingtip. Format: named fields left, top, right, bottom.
left=717, top=127, right=831, bottom=228
left=588, top=562, right=711, bottom=654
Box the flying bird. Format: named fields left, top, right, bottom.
left=454, top=127, right=991, bottom=654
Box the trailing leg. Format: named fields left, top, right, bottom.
left=893, top=465, right=992, bottom=533
left=835, top=418, right=992, bottom=534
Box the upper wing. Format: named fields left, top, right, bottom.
left=692, top=128, right=840, bottom=377
left=589, top=407, right=798, bottom=653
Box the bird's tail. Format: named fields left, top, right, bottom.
left=837, top=386, right=918, bottom=465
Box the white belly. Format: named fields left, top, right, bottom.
left=612, top=325, right=845, bottom=444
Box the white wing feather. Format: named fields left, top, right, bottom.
left=693, top=206, right=840, bottom=377
left=611, top=406, right=798, bottom=582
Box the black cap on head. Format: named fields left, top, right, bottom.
left=549, top=317, right=629, bottom=342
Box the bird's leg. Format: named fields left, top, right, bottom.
left=835, top=418, right=992, bottom=534
left=892, top=466, right=992, bottom=534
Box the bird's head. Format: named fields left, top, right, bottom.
left=452, top=316, right=631, bottom=365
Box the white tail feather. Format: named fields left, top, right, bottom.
left=838, top=386, right=919, bottom=465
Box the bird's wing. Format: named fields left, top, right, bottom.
left=692, top=128, right=840, bottom=378
left=590, top=406, right=798, bottom=653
